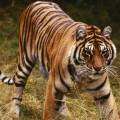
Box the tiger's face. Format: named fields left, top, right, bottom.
left=74, top=25, right=116, bottom=78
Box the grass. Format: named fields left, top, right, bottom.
left=0, top=1, right=120, bottom=120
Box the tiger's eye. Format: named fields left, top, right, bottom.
left=83, top=48, right=91, bottom=59
left=102, top=48, right=109, bottom=58
left=84, top=48, right=91, bottom=55
left=102, top=48, right=108, bottom=54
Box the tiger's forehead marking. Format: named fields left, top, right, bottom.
left=85, top=41, right=107, bottom=52
left=98, top=42, right=107, bottom=50
left=86, top=25, right=101, bottom=35
left=85, top=42, right=94, bottom=51
left=85, top=25, right=103, bottom=41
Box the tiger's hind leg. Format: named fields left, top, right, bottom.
left=10, top=60, right=35, bottom=118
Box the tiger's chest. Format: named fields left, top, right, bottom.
left=64, top=79, right=88, bottom=98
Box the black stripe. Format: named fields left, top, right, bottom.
left=78, top=46, right=84, bottom=62
left=87, top=76, right=107, bottom=91
left=16, top=72, right=26, bottom=80
left=74, top=59, right=81, bottom=65
left=54, top=82, right=64, bottom=111
left=68, top=60, right=76, bottom=80
left=58, top=67, right=70, bottom=91
left=94, top=92, right=111, bottom=104
left=55, top=91, right=64, bottom=111
left=19, top=80, right=26, bottom=85
left=14, top=83, right=25, bottom=87
left=12, top=97, right=22, bottom=102
left=18, top=64, right=28, bottom=77
left=27, top=18, right=33, bottom=62
left=41, top=45, right=46, bottom=73
left=0, top=70, right=1, bottom=74
left=7, top=79, right=13, bottom=85
left=109, top=109, right=113, bottom=116
left=73, top=46, right=79, bottom=60
left=25, top=54, right=34, bottom=68
left=1, top=76, right=7, bottom=82
left=24, top=62, right=33, bottom=73
left=73, top=42, right=85, bottom=65
left=107, top=46, right=114, bottom=65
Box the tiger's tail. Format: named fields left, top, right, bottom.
left=0, top=70, right=14, bottom=85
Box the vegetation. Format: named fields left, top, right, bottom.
left=0, top=0, right=120, bottom=120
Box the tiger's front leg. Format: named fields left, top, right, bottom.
left=87, top=75, right=119, bottom=120
left=43, top=74, right=69, bottom=120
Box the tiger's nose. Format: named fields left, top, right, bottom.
left=93, top=66, right=102, bottom=72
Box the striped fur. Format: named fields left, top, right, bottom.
left=0, top=1, right=119, bottom=120
left=0, top=70, right=13, bottom=85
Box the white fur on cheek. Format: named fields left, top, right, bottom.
left=111, top=43, right=117, bottom=59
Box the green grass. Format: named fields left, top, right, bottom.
left=0, top=2, right=120, bottom=120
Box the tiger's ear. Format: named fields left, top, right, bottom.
left=103, top=26, right=112, bottom=38
left=76, top=26, right=87, bottom=40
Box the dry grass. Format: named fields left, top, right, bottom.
left=0, top=2, right=120, bottom=120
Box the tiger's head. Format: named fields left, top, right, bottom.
left=73, top=25, right=116, bottom=79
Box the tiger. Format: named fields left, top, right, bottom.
left=0, top=1, right=119, bottom=120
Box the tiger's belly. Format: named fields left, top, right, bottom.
left=39, top=64, right=49, bottom=78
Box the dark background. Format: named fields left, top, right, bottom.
left=0, top=0, right=120, bottom=45
left=1, top=0, right=120, bottom=26
left=0, top=0, right=120, bottom=49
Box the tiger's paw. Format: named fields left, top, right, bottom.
left=58, top=104, right=71, bottom=117
left=9, top=100, right=21, bottom=119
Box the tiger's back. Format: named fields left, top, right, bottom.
left=19, top=1, right=83, bottom=75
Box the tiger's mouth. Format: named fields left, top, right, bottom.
left=93, top=69, right=106, bottom=75
left=76, top=67, right=106, bottom=76
left=87, top=68, right=106, bottom=79
left=75, top=66, right=107, bottom=82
